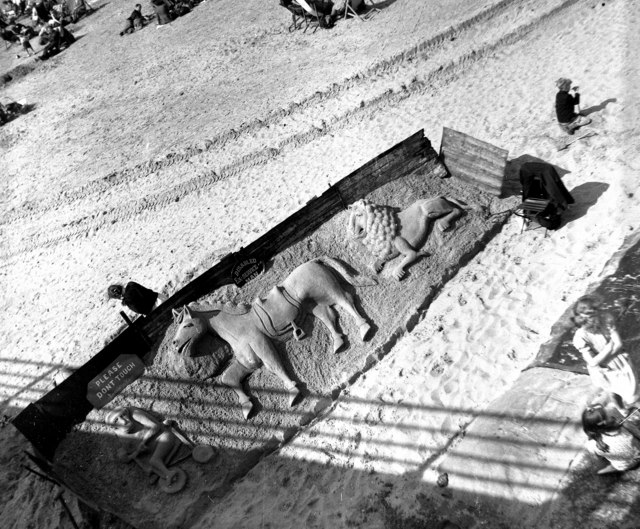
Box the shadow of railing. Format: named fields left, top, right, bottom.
left=16, top=391, right=604, bottom=529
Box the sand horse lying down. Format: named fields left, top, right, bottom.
left=172, top=257, right=373, bottom=419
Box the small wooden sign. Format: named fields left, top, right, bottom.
left=231, top=257, right=265, bottom=287
left=86, top=354, right=145, bottom=409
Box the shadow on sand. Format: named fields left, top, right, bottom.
left=581, top=97, right=617, bottom=117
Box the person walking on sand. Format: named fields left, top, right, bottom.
left=582, top=403, right=640, bottom=474
left=107, top=281, right=165, bottom=316
left=572, top=295, right=639, bottom=410
left=555, top=77, right=591, bottom=135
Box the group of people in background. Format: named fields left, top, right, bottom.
left=120, top=0, right=203, bottom=35
left=1, top=0, right=84, bottom=59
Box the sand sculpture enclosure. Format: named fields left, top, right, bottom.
left=2, top=0, right=640, bottom=527
left=47, top=137, right=505, bottom=528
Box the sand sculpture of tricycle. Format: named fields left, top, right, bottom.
left=172, top=257, right=373, bottom=419
left=107, top=407, right=215, bottom=494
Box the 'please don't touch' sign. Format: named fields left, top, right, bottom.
left=86, top=354, right=145, bottom=409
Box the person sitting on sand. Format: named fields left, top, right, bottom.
left=555, top=77, right=591, bottom=135
left=582, top=403, right=640, bottom=474
left=38, top=21, right=54, bottom=45
left=57, top=22, right=75, bottom=46
left=107, top=281, right=164, bottom=316
left=572, top=295, right=639, bottom=410
left=39, top=23, right=61, bottom=59
left=151, top=0, right=173, bottom=27
left=120, top=3, right=145, bottom=36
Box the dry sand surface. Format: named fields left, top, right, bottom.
left=1, top=0, right=640, bottom=527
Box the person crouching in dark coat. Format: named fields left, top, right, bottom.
left=107, top=282, right=164, bottom=316
left=555, top=77, right=591, bottom=135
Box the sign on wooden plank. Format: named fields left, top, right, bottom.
left=232, top=257, right=265, bottom=287
left=440, top=127, right=508, bottom=196
left=86, top=354, right=145, bottom=409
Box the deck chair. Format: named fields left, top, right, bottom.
left=283, top=0, right=324, bottom=33
left=514, top=162, right=574, bottom=233
left=342, top=0, right=379, bottom=21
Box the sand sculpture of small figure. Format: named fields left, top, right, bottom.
left=582, top=403, right=640, bottom=474
left=107, top=407, right=192, bottom=493
left=172, top=257, right=373, bottom=419
left=572, top=295, right=639, bottom=410
left=347, top=197, right=467, bottom=280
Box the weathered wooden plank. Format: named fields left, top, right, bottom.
left=441, top=145, right=507, bottom=173
left=444, top=154, right=506, bottom=178
left=441, top=141, right=507, bottom=173
left=440, top=127, right=508, bottom=197
left=445, top=158, right=504, bottom=188
left=453, top=172, right=502, bottom=195
left=442, top=127, right=508, bottom=157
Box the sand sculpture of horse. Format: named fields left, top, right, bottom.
left=347, top=196, right=469, bottom=280
left=172, top=257, right=373, bottom=419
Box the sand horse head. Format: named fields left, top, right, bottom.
left=172, top=306, right=209, bottom=357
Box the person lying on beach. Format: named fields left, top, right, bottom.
left=120, top=4, right=146, bottom=36
left=572, top=295, right=639, bottom=410
left=107, top=281, right=164, bottom=316
left=555, top=77, right=591, bottom=135
left=582, top=403, right=640, bottom=474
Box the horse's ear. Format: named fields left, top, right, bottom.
left=172, top=308, right=183, bottom=323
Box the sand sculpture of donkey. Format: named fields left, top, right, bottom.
left=172, top=257, right=373, bottom=419
left=347, top=196, right=471, bottom=280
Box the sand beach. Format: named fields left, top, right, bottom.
left=1, top=0, right=640, bottom=527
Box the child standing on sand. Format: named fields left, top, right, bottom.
left=572, top=295, right=639, bottom=410
left=18, top=30, right=34, bottom=56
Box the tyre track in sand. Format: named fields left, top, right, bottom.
left=1, top=0, right=558, bottom=226
left=0, top=0, right=582, bottom=263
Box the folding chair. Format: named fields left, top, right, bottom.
left=514, top=197, right=553, bottom=234
left=343, top=0, right=379, bottom=21
left=291, top=0, right=323, bottom=33
left=513, top=162, right=573, bottom=234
